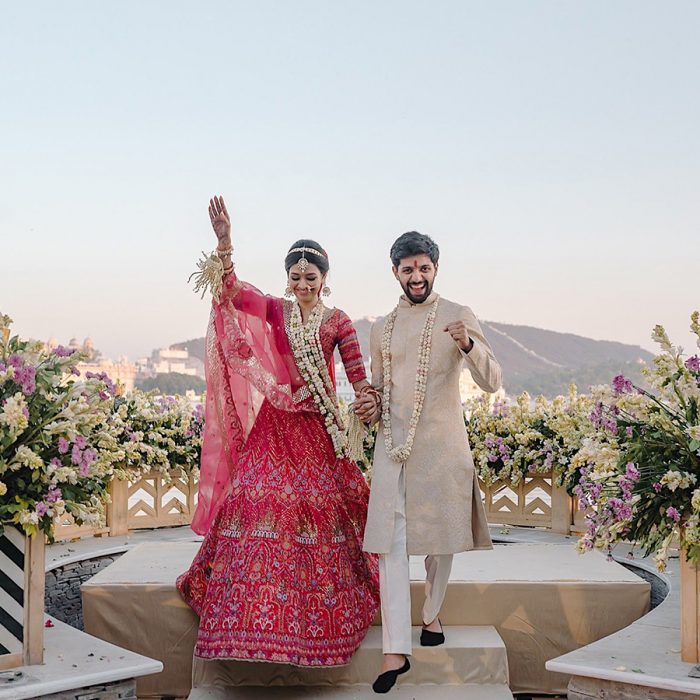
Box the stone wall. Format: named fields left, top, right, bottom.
left=45, top=553, right=125, bottom=630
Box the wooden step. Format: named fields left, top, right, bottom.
left=192, top=626, right=509, bottom=688
left=189, top=684, right=514, bottom=699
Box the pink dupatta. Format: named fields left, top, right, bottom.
left=191, top=272, right=334, bottom=534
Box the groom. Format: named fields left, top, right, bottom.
left=355, top=231, right=502, bottom=693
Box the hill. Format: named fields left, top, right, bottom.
left=173, top=318, right=653, bottom=399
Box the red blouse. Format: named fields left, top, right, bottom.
left=221, top=271, right=367, bottom=393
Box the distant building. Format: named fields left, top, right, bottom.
left=46, top=337, right=137, bottom=392
left=136, top=347, right=204, bottom=380
left=335, top=360, right=370, bottom=405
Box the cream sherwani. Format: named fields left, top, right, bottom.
left=363, top=292, right=501, bottom=654
left=364, top=292, right=500, bottom=555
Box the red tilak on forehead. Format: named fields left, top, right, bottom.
left=412, top=259, right=420, bottom=269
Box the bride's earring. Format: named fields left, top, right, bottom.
left=284, top=285, right=293, bottom=298
left=322, top=285, right=331, bottom=297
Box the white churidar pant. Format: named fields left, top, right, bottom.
left=378, top=466, right=453, bottom=655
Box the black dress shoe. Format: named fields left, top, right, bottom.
left=372, top=658, right=411, bottom=693
left=420, top=618, right=445, bottom=646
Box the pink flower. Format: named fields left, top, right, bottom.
left=667, top=506, right=681, bottom=523
left=652, top=482, right=662, bottom=493
left=74, top=435, right=87, bottom=449
left=36, top=502, right=48, bottom=517
left=53, top=345, right=76, bottom=357
left=625, top=462, right=640, bottom=480
left=58, top=437, right=70, bottom=454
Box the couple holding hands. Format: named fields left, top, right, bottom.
left=178, top=195, right=502, bottom=693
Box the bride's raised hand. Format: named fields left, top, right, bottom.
left=209, top=195, right=231, bottom=246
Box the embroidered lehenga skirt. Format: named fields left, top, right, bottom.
left=176, top=399, right=380, bottom=666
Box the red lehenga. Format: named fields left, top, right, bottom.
left=177, top=271, right=380, bottom=666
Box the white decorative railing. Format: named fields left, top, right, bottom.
left=53, top=470, right=584, bottom=541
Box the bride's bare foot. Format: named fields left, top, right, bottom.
left=381, top=653, right=407, bottom=673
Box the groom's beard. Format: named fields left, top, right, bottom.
left=401, top=278, right=434, bottom=304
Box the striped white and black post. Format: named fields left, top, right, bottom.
left=0, top=527, right=45, bottom=670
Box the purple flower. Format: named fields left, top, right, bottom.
left=603, top=417, right=618, bottom=434
left=45, top=487, right=62, bottom=503
left=667, top=506, right=681, bottom=523
left=75, top=435, right=87, bottom=449
left=686, top=356, right=700, bottom=373
left=81, top=448, right=97, bottom=469
left=71, top=444, right=83, bottom=466
left=50, top=457, right=61, bottom=467
left=589, top=401, right=604, bottom=427
left=70, top=366, right=81, bottom=376
left=58, top=437, right=70, bottom=454
left=53, top=345, right=76, bottom=358
left=35, top=502, right=48, bottom=517
left=0, top=362, right=5, bottom=372
left=653, top=482, right=662, bottom=493
left=626, top=426, right=634, bottom=438
left=625, top=462, right=640, bottom=481
left=87, top=371, right=116, bottom=395
left=14, top=365, right=37, bottom=395
left=8, top=353, right=24, bottom=369
left=612, top=374, right=634, bottom=396
left=22, top=406, right=29, bottom=419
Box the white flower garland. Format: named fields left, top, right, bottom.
left=381, top=296, right=439, bottom=463
left=288, top=300, right=347, bottom=457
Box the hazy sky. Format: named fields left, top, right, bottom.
left=2, top=1, right=698, bottom=361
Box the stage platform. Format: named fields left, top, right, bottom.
left=81, top=540, right=650, bottom=697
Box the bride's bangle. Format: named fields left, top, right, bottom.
left=217, top=245, right=233, bottom=257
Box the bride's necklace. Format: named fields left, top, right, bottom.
left=287, top=300, right=346, bottom=457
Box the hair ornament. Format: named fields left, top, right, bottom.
left=288, top=246, right=327, bottom=272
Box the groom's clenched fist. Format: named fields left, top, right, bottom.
left=444, top=321, right=474, bottom=353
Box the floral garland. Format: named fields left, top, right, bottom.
left=381, top=296, right=439, bottom=463
left=287, top=300, right=347, bottom=457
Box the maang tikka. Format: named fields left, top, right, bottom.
left=288, top=246, right=327, bottom=273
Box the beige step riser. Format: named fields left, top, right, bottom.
left=189, top=684, right=514, bottom=699
left=193, top=626, right=509, bottom=688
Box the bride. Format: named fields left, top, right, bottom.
left=177, top=196, right=380, bottom=666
